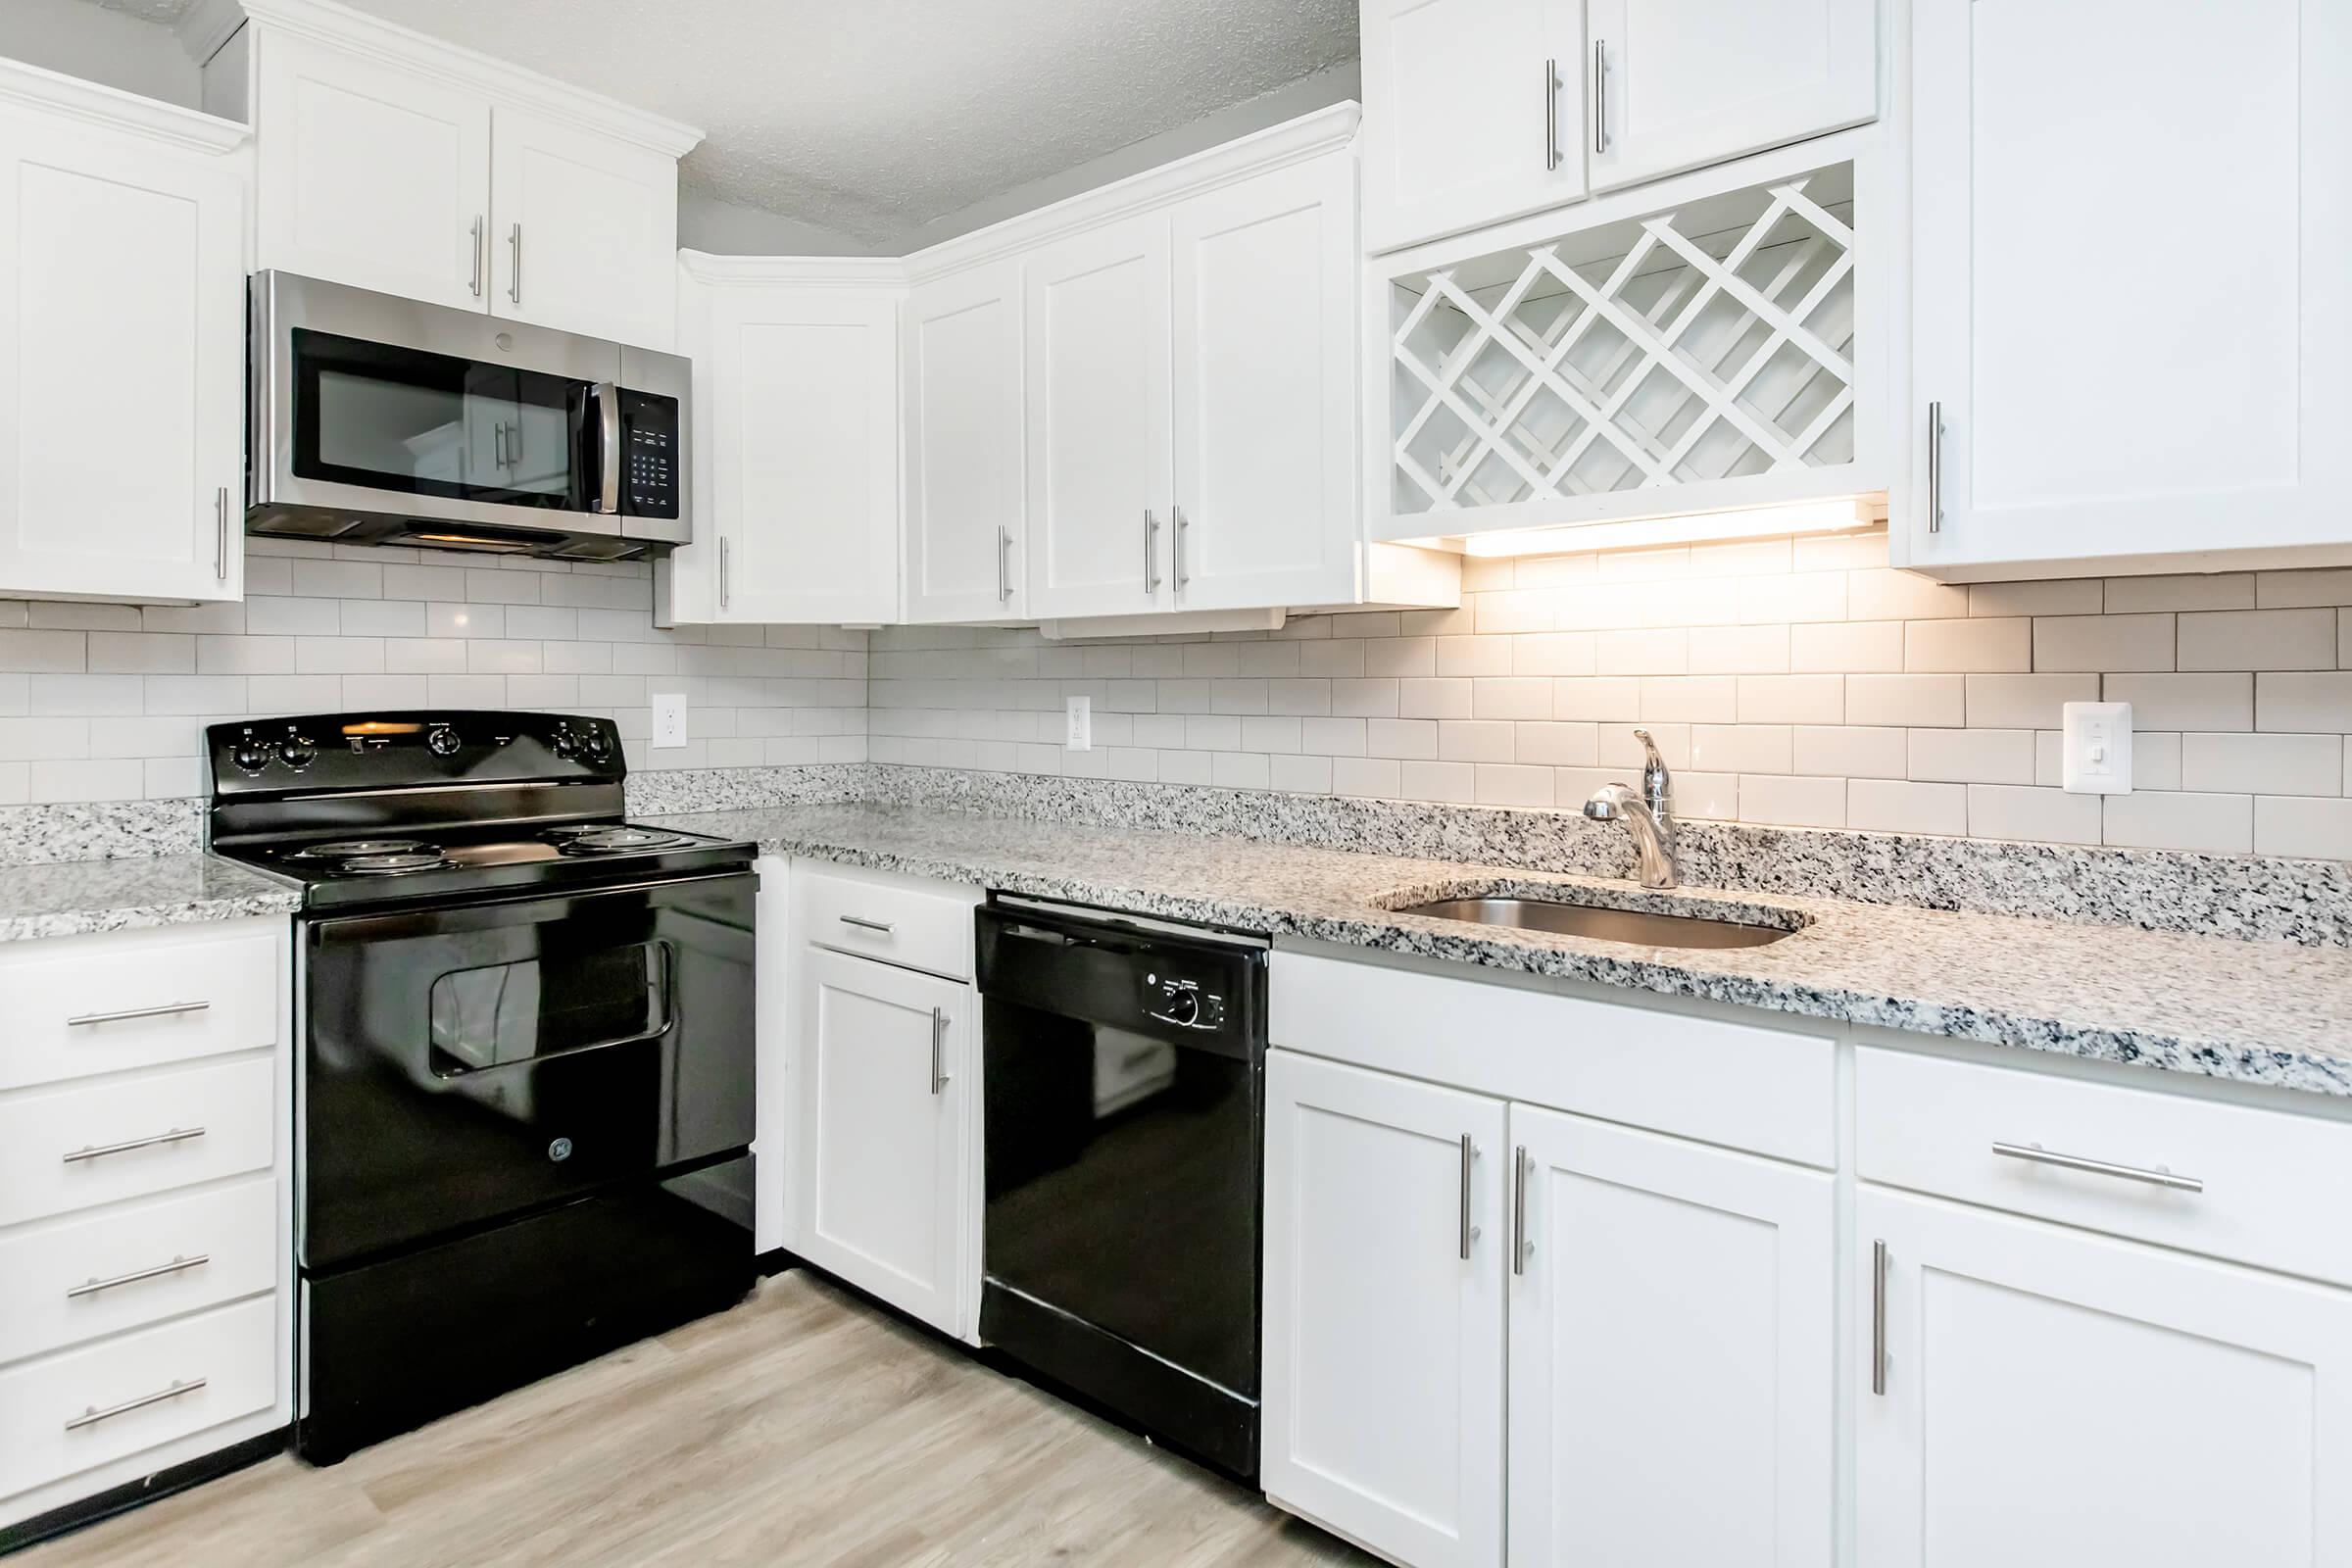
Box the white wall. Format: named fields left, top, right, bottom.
left=0, top=0, right=201, bottom=108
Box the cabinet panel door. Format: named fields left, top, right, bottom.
left=1858, top=1188, right=2352, bottom=1566
left=905, top=261, right=1024, bottom=622
left=1507, top=1106, right=1834, bottom=1566
left=488, top=107, right=678, bottom=350
left=1263, top=1050, right=1506, bottom=1568
left=255, top=31, right=491, bottom=312
left=0, top=117, right=244, bottom=603
left=705, top=286, right=899, bottom=624
left=1022, top=213, right=1172, bottom=620
left=1587, top=0, right=1876, bottom=193
left=793, top=947, right=968, bottom=1335
left=1361, top=0, right=1585, bottom=254
left=1906, top=0, right=2351, bottom=575
left=1170, top=152, right=1358, bottom=612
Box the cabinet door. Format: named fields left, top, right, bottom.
left=1906, top=0, right=2351, bottom=576
left=701, top=285, right=899, bottom=624
left=1507, top=1106, right=1834, bottom=1566
left=1587, top=0, right=1876, bottom=194
left=488, top=107, right=679, bottom=350
left=1169, top=152, right=1359, bottom=612
left=905, top=261, right=1024, bottom=622
left=1022, top=212, right=1173, bottom=620
left=254, top=30, right=491, bottom=312
left=1263, top=1050, right=1506, bottom=1568
left=1360, top=0, right=1585, bottom=254
left=1858, top=1188, right=2352, bottom=1566
left=793, top=947, right=970, bottom=1336
left=0, top=117, right=245, bottom=603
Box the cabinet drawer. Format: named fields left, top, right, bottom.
left=0, top=1178, right=277, bottom=1367
left=0, top=1295, right=275, bottom=1502
left=0, top=1057, right=275, bottom=1229
left=0, top=922, right=282, bottom=1091
left=796, top=862, right=978, bottom=980
left=1857, top=1047, right=2352, bottom=1287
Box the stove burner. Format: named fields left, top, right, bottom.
left=553, top=826, right=693, bottom=855
left=337, top=851, right=453, bottom=875
left=294, top=838, right=431, bottom=860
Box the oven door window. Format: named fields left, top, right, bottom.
left=293, top=328, right=585, bottom=509
left=427, top=942, right=669, bottom=1076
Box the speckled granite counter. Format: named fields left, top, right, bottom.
left=0, top=855, right=300, bottom=943
left=653, top=804, right=2352, bottom=1100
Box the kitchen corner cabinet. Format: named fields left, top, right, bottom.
left=1902, top=0, right=2352, bottom=580
left=905, top=260, right=1026, bottom=622
left=0, top=65, right=248, bottom=605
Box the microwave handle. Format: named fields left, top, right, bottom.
left=590, top=381, right=621, bottom=515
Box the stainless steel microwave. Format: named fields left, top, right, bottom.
left=248, top=271, right=691, bottom=561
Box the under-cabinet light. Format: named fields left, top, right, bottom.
left=1434, top=497, right=1884, bottom=559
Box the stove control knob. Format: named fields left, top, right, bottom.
left=1159, top=988, right=1200, bottom=1028
left=582, top=727, right=613, bottom=762
left=426, top=725, right=461, bottom=758
left=552, top=725, right=581, bottom=760
left=230, top=737, right=270, bottom=773
left=276, top=733, right=316, bottom=769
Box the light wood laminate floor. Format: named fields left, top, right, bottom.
left=23, top=1272, right=1373, bottom=1567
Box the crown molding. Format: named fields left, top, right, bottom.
left=904, top=101, right=1360, bottom=284
left=230, top=0, right=704, bottom=158
left=677, top=251, right=910, bottom=290
left=0, top=55, right=250, bottom=154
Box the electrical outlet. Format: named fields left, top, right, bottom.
left=651, top=692, right=689, bottom=750
left=2062, top=701, right=2132, bottom=794
left=1064, top=695, right=1092, bottom=751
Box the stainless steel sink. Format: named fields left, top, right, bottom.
left=1396, top=897, right=1795, bottom=950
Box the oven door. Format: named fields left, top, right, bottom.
left=299, top=871, right=755, bottom=1271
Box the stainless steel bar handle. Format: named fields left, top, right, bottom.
left=470, top=215, right=485, bottom=298
left=929, top=1006, right=951, bottom=1095
left=509, top=222, right=523, bottom=305
left=66, top=1252, right=210, bottom=1300
left=1544, top=58, right=1560, bottom=171
left=62, top=1126, right=205, bottom=1164
left=1143, top=511, right=1162, bottom=597
left=213, top=489, right=229, bottom=582
left=68, top=1000, right=211, bottom=1029
left=1457, top=1134, right=1475, bottom=1261
left=997, top=525, right=1012, bottom=603
left=1927, top=401, right=1943, bottom=534
left=718, top=536, right=731, bottom=610
left=1991, top=1140, right=2203, bottom=1193
left=1592, top=42, right=1608, bottom=156
left=837, top=914, right=894, bottom=934
left=593, top=380, right=622, bottom=515
left=1870, top=1239, right=1888, bottom=1396
left=1511, top=1146, right=1531, bottom=1276
left=1173, top=506, right=1190, bottom=596
left=65, top=1377, right=206, bottom=1432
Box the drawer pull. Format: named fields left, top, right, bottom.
left=62, top=1126, right=207, bottom=1164
left=1991, top=1141, right=2203, bottom=1194
left=838, top=915, right=895, bottom=935
left=65, top=1376, right=207, bottom=1432
left=66, top=1252, right=210, bottom=1299
left=67, top=1000, right=211, bottom=1028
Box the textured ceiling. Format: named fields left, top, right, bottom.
left=90, top=0, right=1358, bottom=246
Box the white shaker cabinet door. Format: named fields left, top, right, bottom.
left=254, top=30, right=492, bottom=313
left=1262, top=1050, right=1507, bottom=1568
left=904, top=261, right=1025, bottom=622
left=1586, top=0, right=1877, bottom=194
left=1360, top=0, right=1585, bottom=254
left=0, top=113, right=245, bottom=603
left=487, top=106, right=679, bottom=350
left=1506, top=1105, right=1835, bottom=1567
left=1857, top=1187, right=2352, bottom=1567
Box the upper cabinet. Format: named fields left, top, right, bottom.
left=904, top=261, right=1026, bottom=622
left=1901, top=0, right=2351, bottom=581
left=227, top=0, right=699, bottom=349
left=0, top=62, right=249, bottom=605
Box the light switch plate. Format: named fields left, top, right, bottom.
left=1064, top=695, right=1092, bottom=751
left=2062, top=701, right=2132, bottom=794
left=651, top=692, right=688, bottom=750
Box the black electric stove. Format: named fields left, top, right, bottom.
left=206, top=711, right=759, bottom=1463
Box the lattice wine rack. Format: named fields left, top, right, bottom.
left=1386, top=161, right=1861, bottom=522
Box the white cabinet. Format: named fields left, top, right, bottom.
left=1587, top=0, right=1877, bottom=193
left=1360, top=0, right=1586, bottom=254
left=1857, top=1187, right=2352, bottom=1566
left=1508, top=1104, right=1834, bottom=1566
left=1903, top=0, right=2352, bottom=579
left=487, top=106, right=679, bottom=352
left=904, top=260, right=1025, bottom=622
left=1262, top=1050, right=1506, bottom=1568
left=671, top=262, right=901, bottom=626
left=791, top=945, right=972, bottom=1337
left=0, top=65, right=247, bottom=605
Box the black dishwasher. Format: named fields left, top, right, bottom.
left=976, top=896, right=1268, bottom=1480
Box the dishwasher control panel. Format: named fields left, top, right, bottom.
left=1142, top=969, right=1227, bottom=1031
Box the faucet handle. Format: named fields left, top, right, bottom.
left=1631, top=728, right=1671, bottom=808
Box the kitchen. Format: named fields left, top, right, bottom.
left=0, top=0, right=2345, bottom=1562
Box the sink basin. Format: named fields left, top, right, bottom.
left=1396, top=897, right=1795, bottom=951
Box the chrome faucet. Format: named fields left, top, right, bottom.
left=1584, top=728, right=1679, bottom=889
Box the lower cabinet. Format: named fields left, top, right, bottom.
left=790, top=943, right=973, bottom=1337
left=1857, top=1187, right=2352, bottom=1567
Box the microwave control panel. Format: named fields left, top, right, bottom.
left=618, top=390, right=680, bottom=519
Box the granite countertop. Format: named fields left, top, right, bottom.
left=652, top=804, right=2352, bottom=1100
left=0, top=854, right=302, bottom=943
